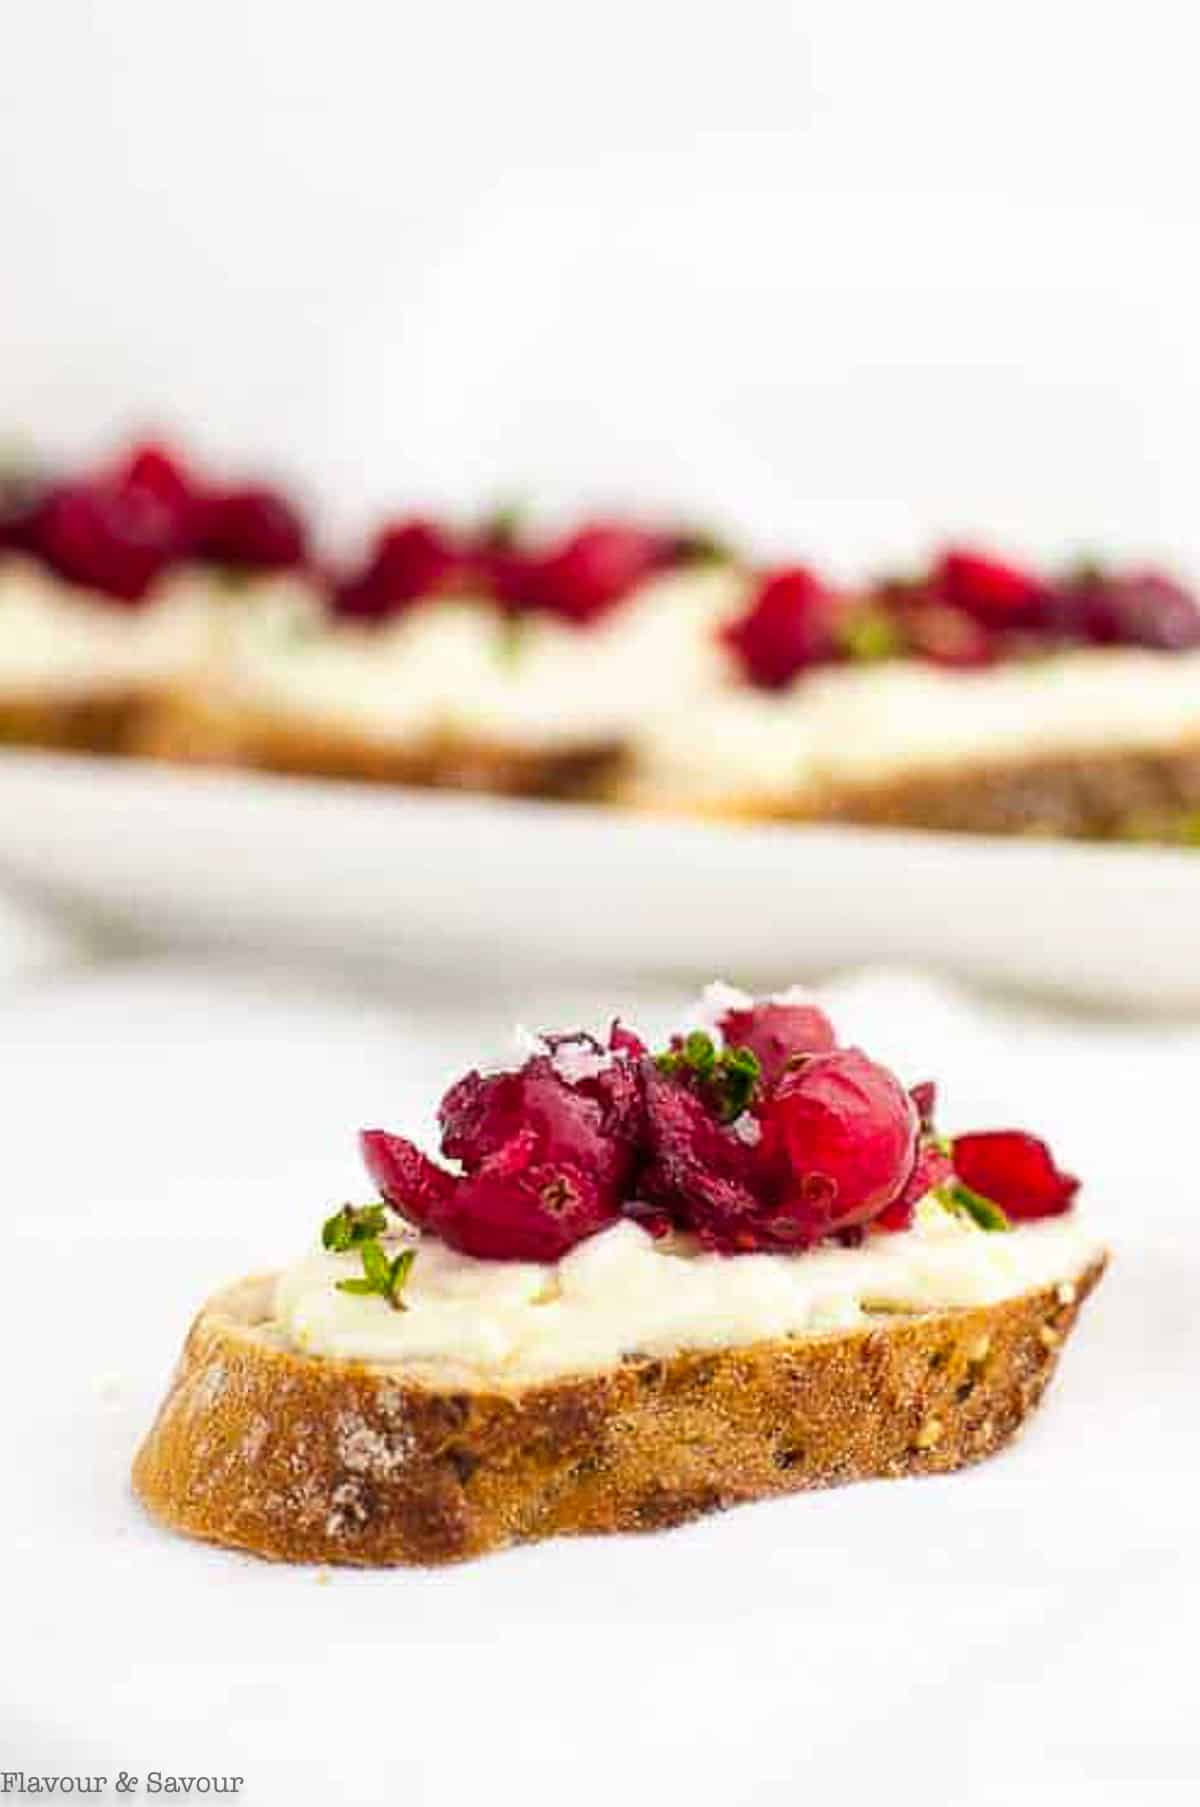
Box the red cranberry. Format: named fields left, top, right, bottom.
left=193, top=485, right=307, bottom=571
left=498, top=522, right=668, bottom=624
left=439, top=1155, right=619, bottom=1262
left=899, top=601, right=998, bottom=667
left=31, top=478, right=183, bottom=601
left=718, top=998, right=836, bottom=1082
left=756, top=1049, right=919, bottom=1240
left=934, top=549, right=1047, bottom=631
left=873, top=1135, right=954, bottom=1232
left=334, top=519, right=464, bottom=621
left=361, top=1128, right=459, bottom=1229
left=1058, top=568, right=1200, bottom=651
left=722, top=567, right=841, bottom=689
left=116, top=441, right=197, bottom=518
left=637, top=1063, right=765, bottom=1251
left=952, top=1130, right=1079, bottom=1221
left=439, top=1042, right=640, bottom=1197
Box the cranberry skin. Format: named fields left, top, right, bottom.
left=117, top=441, right=197, bottom=518
left=193, top=485, right=307, bottom=571
left=934, top=549, right=1047, bottom=631
left=718, top=999, right=836, bottom=1082
left=874, top=1135, right=953, bottom=1232
left=722, top=567, right=840, bottom=689
left=439, top=1049, right=639, bottom=1197
left=31, top=479, right=182, bottom=602
left=952, top=1130, right=1079, bottom=1221
left=1061, top=569, right=1200, bottom=651
left=360, top=1128, right=458, bottom=1230
left=758, top=1048, right=919, bottom=1239
left=900, top=601, right=998, bottom=668
left=440, top=1155, right=619, bottom=1262
left=511, top=523, right=668, bottom=624
left=334, top=519, right=463, bottom=621
left=637, top=1063, right=765, bottom=1250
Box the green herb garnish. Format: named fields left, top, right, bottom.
left=322, top=1202, right=389, bottom=1253
left=935, top=1180, right=1011, bottom=1233
left=656, top=1031, right=762, bottom=1123
left=840, top=606, right=903, bottom=663
left=336, top=1240, right=416, bottom=1310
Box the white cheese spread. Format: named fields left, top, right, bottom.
left=272, top=1199, right=1103, bottom=1384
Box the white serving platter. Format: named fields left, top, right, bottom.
left=0, top=749, right=1195, bottom=1010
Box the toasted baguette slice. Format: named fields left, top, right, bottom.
left=132, top=1257, right=1105, bottom=1566
left=0, top=687, right=152, bottom=756
left=133, top=686, right=625, bottom=799
left=634, top=739, right=1200, bottom=843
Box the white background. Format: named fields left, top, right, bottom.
left=3, top=8, right=1200, bottom=1802
left=3, top=1, right=1200, bottom=573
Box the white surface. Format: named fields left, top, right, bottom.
left=1, top=749, right=1198, bottom=1011
left=3, top=4, right=1200, bottom=575
left=1, top=956, right=1196, bottom=1804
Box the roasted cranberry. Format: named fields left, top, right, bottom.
left=31, top=478, right=182, bottom=601
left=637, top=1063, right=765, bottom=1251
left=439, top=1043, right=640, bottom=1197
left=509, top=522, right=668, bottom=624
left=361, top=1128, right=459, bottom=1230
left=934, top=549, right=1047, bottom=631
left=755, top=1049, right=919, bottom=1241
left=116, top=441, right=197, bottom=517
left=718, top=997, right=836, bottom=1082
left=722, top=567, right=841, bottom=689
left=441, top=1155, right=619, bottom=1262
left=1058, top=568, right=1200, bottom=651
left=193, top=485, right=307, bottom=571
left=334, top=518, right=464, bottom=621
left=952, top=1130, right=1078, bottom=1221
left=900, top=601, right=998, bottom=667
left=873, top=1136, right=954, bottom=1232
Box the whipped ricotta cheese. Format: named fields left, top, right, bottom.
left=212, top=565, right=747, bottom=751
left=272, top=1200, right=1103, bottom=1385
left=635, top=647, right=1200, bottom=801
left=0, top=555, right=317, bottom=699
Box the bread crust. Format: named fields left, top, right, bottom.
left=132, top=689, right=625, bottom=799
left=0, top=689, right=150, bottom=755
left=132, top=1257, right=1105, bottom=1566
left=686, top=740, right=1200, bottom=842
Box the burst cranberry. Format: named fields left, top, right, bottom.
left=900, top=601, right=998, bottom=667
left=334, top=519, right=464, bottom=621
left=1059, top=568, right=1200, bottom=651
left=361, top=1128, right=459, bottom=1230
left=952, top=1130, right=1079, bottom=1221
left=31, top=478, right=182, bottom=601
left=193, top=485, right=307, bottom=571
left=441, top=1155, right=618, bottom=1262
left=934, top=549, right=1047, bottom=630
left=873, top=1135, right=954, bottom=1232
left=439, top=1041, right=639, bottom=1195
left=116, top=441, right=197, bottom=518
left=722, top=567, right=841, bottom=689
left=718, top=997, right=836, bottom=1082
left=638, top=1062, right=765, bottom=1251
left=507, top=522, right=668, bottom=624
left=756, top=1049, right=919, bottom=1240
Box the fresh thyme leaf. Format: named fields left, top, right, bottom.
left=656, top=1033, right=761, bottom=1123
left=322, top=1202, right=389, bottom=1252
left=840, top=607, right=903, bottom=663
left=334, top=1236, right=417, bottom=1310
left=718, top=1045, right=761, bottom=1122
left=935, top=1180, right=1011, bottom=1233
left=360, top=1238, right=392, bottom=1289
